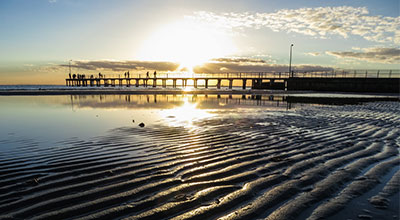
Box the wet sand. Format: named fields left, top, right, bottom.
left=0, top=99, right=399, bottom=219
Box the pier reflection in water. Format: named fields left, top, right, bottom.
left=0, top=94, right=295, bottom=147
left=69, top=94, right=292, bottom=110
left=68, top=94, right=294, bottom=129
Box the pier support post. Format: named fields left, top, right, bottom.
left=111, top=79, right=115, bottom=87
left=194, top=79, right=198, bottom=88
left=153, top=79, right=157, bottom=87
left=229, top=79, right=233, bottom=89
left=119, top=79, right=122, bottom=87
left=65, top=80, right=68, bottom=86
left=217, top=79, right=221, bottom=89
left=242, top=79, right=247, bottom=89
left=135, top=79, right=139, bottom=87
left=173, top=79, right=176, bottom=88
left=162, top=79, right=166, bottom=88
left=205, top=79, right=208, bottom=88
left=251, top=79, right=256, bottom=88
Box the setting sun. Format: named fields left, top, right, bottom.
left=138, top=20, right=236, bottom=72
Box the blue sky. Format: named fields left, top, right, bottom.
left=0, top=0, right=398, bottom=84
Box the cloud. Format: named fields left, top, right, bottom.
left=187, top=7, right=400, bottom=44
left=326, top=47, right=400, bottom=63
left=194, top=57, right=333, bottom=73
left=59, top=60, right=180, bottom=72
left=211, top=57, right=267, bottom=63
left=305, top=52, right=321, bottom=56
left=52, top=58, right=333, bottom=74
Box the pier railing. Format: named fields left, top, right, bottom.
left=72, top=69, right=399, bottom=80
left=66, top=69, right=399, bottom=91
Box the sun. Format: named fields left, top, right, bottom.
left=138, top=20, right=236, bottom=73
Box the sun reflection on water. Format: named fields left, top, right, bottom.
left=159, top=97, right=212, bottom=128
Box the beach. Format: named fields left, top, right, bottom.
left=0, top=92, right=399, bottom=220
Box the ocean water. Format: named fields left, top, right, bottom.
left=0, top=94, right=292, bottom=149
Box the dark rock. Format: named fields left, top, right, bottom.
left=139, top=123, right=145, bottom=127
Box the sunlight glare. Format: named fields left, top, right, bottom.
left=160, top=97, right=212, bottom=128
left=138, top=20, right=236, bottom=73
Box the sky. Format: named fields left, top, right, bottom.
left=0, top=0, right=399, bottom=84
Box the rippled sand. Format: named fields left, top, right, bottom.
left=0, top=102, right=399, bottom=220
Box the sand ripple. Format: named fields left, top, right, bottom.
left=0, top=102, right=399, bottom=219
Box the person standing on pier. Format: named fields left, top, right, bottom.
left=124, top=72, right=126, bottom=78
left=146, top=71, right=149, bottom=78
left=154, top=71, right=157, bottom=78
left=127, top=71, right=130, bottom=78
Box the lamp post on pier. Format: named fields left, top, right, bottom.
left=289, top=44, right=294, bottom=77
left=69, top=60, right=72, bottom=75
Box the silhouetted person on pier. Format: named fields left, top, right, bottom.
left=99, top=73, right=102, bottom=78
left=127, top=71, right=130, bottom=78
left=73, top=74, right=76, bottom=79
left=146, top=71, right=149, bottom=78
left=154, top=71, right=157, bottom=78
left=124, top=72, right=126, bottom=78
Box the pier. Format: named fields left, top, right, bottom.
left=66, top=70, right=400, bottom=93
left=66, top=72, right=289, bottom=89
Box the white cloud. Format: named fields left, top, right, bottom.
left=187, top=6, right=400, bottom=44
left=326, top=47, right=400, bottom=64
left=305, top=52, right=321, bottom=56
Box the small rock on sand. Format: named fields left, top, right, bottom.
left=132, top=119, right=135, bottom=123
left=357, top=214, right=372, bottom=219
left=139, top=123, right=145, bottom=127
